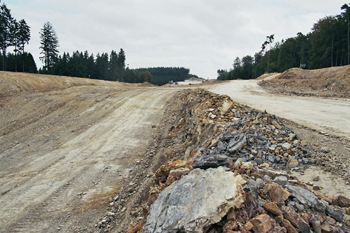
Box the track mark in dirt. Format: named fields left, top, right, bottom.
left=0, top=85, right=178, bottom=233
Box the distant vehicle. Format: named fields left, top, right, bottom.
left=175, top=82, right=178, bottom=85
left=169, top=80, right=174, bottom=84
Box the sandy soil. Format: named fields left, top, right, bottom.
left=0, top=72, right=179, bottom=232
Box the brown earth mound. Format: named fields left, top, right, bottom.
left=259, top=66, right=350, bottom=98
left=0, top=71, right=126, bottom=97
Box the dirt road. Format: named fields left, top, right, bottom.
left=208, top=79, right=350, bottom=139
left=0, top=82, right=177, bottom=232
left=1, top=72, right=350, bottom=232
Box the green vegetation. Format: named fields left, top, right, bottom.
left=135, top=67, right=190, bottom=85
left=0, top=52, right=37, bottom=73
left=39, top=22, right=58, bottom=73
left=46, top=49, right=126, bottom=81
left=0, top=1, right=200, bottom=84
left=218, top=3, right=350, bottom=80
left=0, top=2, right=34, bottom=72
left=44, top=47, right=196, bottom=85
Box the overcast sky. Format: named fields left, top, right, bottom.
left=6, top=0, right=347, bottom=79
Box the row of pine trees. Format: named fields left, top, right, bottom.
left=0, top=2, right=32, bottom=72
left=218, top=3, right=350, bottom=80
left=48, top=49, right=126, bottom=81
left=48, top=49, right=192, bottom=86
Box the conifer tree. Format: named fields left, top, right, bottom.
left=39, top=21, right=59, bottom=73
left=0, top=3, right=13, bottom=70
left=18, top=19, right=30, bottom=71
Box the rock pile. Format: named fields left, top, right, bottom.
left=140, top=160, right=350, bottom=233
left=124, top=89, right=350, bottom=233
left=193, top=110, right=316, bottom=172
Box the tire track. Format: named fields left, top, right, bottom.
left=0, top=86, right=177, bottom=232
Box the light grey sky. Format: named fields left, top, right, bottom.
left=7, top=0, right=346, bottom=79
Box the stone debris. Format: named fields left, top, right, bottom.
left=144, top=167, right=246, bottom=233
left=192, top=153, right=229, bottom=169
left=124, top=90, right=350, bottom=233
left=139, top=157, right=350, bottom=232
left=193, top=109, right=316, bottom=172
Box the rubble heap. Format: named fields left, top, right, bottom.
left=140, top=159, right=350, bottom=233
left=193, top=110, right=316, bottom=172
left=124, top=89, right=350, bottom=233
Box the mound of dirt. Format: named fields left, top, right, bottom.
left=259, top=66, right=350, bottom=98
left=0, top=71, right=125, bottom=97
left=136, top=82, right=156, bottom=87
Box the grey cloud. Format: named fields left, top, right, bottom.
left=7, top=0, right=347, bottom=78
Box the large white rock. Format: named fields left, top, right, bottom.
left=144, top=167, right=246, bottom=233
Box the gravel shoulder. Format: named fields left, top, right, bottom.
left=206, top=78, right=350, bottom=199
left=207, top=79, right=350, bottom=140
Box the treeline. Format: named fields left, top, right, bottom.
left=0, top=52, right=37, bottom=73
left=218, top=3, right=350, bottom=80
left=43, top=49, right=126, bottom=81
left=1, top=2, right=197, bottom=85
left=135, top=67, right=190, bottom=85
left=44, top=49, right=194, bottom=86
left=0, top=2, right=31, bottom=72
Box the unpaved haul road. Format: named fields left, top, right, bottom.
left=207, top=80, right=350, bottom=139
left=0, top=85, right=177, bottom=232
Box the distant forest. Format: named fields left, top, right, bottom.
left=0, top=52, right=37, bottom=73
left=45, top=50, right=194, bottom=85
left=218, top=3, right=350, bottom=80
left=0, top=2, right=196, bottom=85
left=135, top=67, right=193, bottom=85
left=0, top=2, right=35, bottom=73
left=45, top=49, right=126, bottom=81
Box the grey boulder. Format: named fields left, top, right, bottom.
left=192, top=154, right=229, bottom=169
left=144, top=167, right=246, bottom=233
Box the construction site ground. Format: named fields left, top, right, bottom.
left=0, top=68, right=349, bottom=232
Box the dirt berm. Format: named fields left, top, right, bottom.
left=259, top=66, right=350, bottom=98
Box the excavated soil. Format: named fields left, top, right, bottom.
left=1, top=71, right=350, bottom=233
left=0, top=72, right=179, bottom=232
left=259, top=66, right=350, bottom=98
